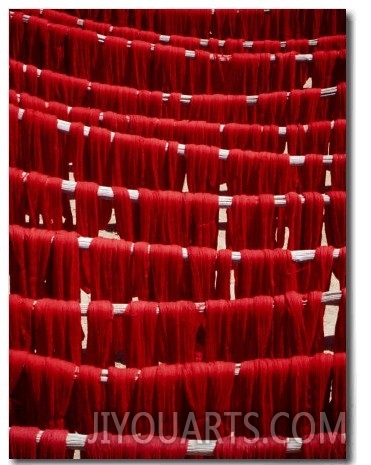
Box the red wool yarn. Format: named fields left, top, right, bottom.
left=85, top=126, right=113, bottom=186
left=272, top=293, right=308, bottom=358
left=188, top=192, right=219, bottom=249
left=186, top=246, right=217, bottom=301
left=24, top=171, right=48, bottom=227
left=73, top=365, right=107, bottom=434
left=153, top=43, right=186, bottom=93
left=9, top=12, right=26, bottom=62
left=131, top=242, right=150, bottom=300
left=9, top=294, right=33, bottom=351
left=153, top=363, right=185, bottom=437
left=325, top=191, right=346, bottom=248
left=90, top=81, right=137, bottom=115
left=297, top=245, right=334, bottom=293
left=9, top=104, right=21, bottom=168
left=233, top=249, right=265, bottom=298
left=89, top=237, right=133, bottom=302
left=133, top=366, right=158, bottom=434
left=333, top=246, right=346, bottom=288
left=286, top=123, right=307, bottom=155
left=253, top=359, right=276, bottom=436
left=137, top=89, right=164, bottom=118
left=226, top=194, right=276, bottom=250
left=100, top=36, right=129, bottom=86
left=330, top=154, right=346, bottom=190
left=188, top=50, right=212, bottom=94
left=330, top=119, right=346, bottom=153
left=9, top=350, right=28, bottom=426
left=262, top=128, right=287, bottom=154
left=122, top=301, right=158, bottom=368
left=85, top=433, right=188, bottom=459
left=38, top=429, right=70, bottom=459
left=25, top=108, right=61, bottom=176
left=290, top=355, right=312, bottom=436
left=85, top=301, right=114, bottom=368
left=250, top=296, right=275, bottom=358
left=185, top=144, right=222, bottom=194
left=47, top=100, right=69, bottom=120
left=9, top=226, right=54, bottom=299
left=257, top=91, right=288, bottom=126
left=264, top=249, right=297, bottom=296
left=206, top=362, right=236, bottom=438
left=39, top=68, right=89, bottom=105
left=82, top=129, right=115, bottom=231
left=226, top=53, right=271, bottom=95
left=157, top=301, right=201, bottom=364
left=225, top=151, right=290, bottom=195
left=112, top=186, right=137, bottom=242
left=289, top=88, right=321, bottom=124
left=214, top=436, right=287, bottom=459
left=300, top=192, right=325, bottom=249
left=283, top=192, right=303, bottom=249
left=303, top=291, right=326, bottom=354
left=275, top=51, right=298, bottom=92
left=22, top=353, right=75, bottom=429
left=33, top=298, right=82, bottom=364
left=67, top=122, right=86, bottom=181
left=308, top=353, right=333, bottom=431
left=85, top=432, right=135, bottom=459
left=9, top=60, right=38, bottom=97
left=112, top=134, right=165, bottom=189
left=312, top=50, right=341, bottom=88
left=300, top=433, right=346, bottom=459
left=305, top=120, right=332, bottom=154
left=215, top=249, right=232, bottom=299
left=187, top=94, right=249, bottom=124
left=107, top=367, right=139, bottom=434
left=49, top=230, right=80, bottom=301
left=9, top=167, right=27, bottom=226
left=204, top=299, right=231, bottom=362
left=265, top=249, right=282, bottom=296
left=299, top=155, right=326, bottom=192
left=182, top=362, right=208, bottom=437
left=69, top=105, right=102, bottom=125
left=138, top=188, right=190, bottom=246
left=138, top=435, right=188, bottom=459
left=317, top=34, right=346, bottom=50
left=149, top=244, right=184, bottom=301
left=67, top=28, right=99, bottom=80
left=127, top=40, right=152, bottom=89
left=334, top=288, right=346, bottom=352
left=9, top=426, right=39, bottom=459
left=75, top=181, right=100, bottom=237
left=312, top=245, right=336, bottom=291
left=42, top=176, right=64, bottom=230
left=222, top=124, right=263, bottom=151
left=330, top=352, right=346, bottom=428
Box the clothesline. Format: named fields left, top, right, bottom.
left=71, top=351, right=340, bottom=381
left=25, top=290, right=341, bottom=316
left=18, top=63, right=339, bottom=103
left=63, top=179, right=332, bottom=206
left=12, top=11, right=320, bottom=62
left=75, top=236, right=341, bottom=263
left=14, top=352, right=337, bottom=382
left=13, top=10, right=342, bottom=51
left=28, top=429, right=344, bottom=454
left=18, top=170, right=333, bottom=206
left=162, top=86, right=338, bottom=104
left=14, top=92, right=340, bottom=137
left=16, top=108, right=338, bottom=164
